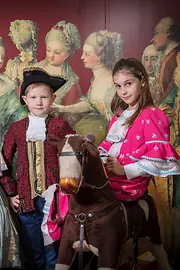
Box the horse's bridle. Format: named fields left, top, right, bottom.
left=59, top=147, right=116, bottom=270
left=59, top=150, right=109, bottom=190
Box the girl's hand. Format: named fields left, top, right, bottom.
left=9, top=195, right=20, bottom=212
left=106, top=155, right=125, bottom=176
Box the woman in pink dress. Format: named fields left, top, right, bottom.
left=99, top=58, right=180, bottom=270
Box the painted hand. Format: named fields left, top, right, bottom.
left=9, top=195, right=20, bottom=212
left=51, top=103, right=65, bottom=112
left=106, top=155, right=125, bottom=176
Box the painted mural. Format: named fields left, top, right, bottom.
left=0, top=10, right=180, bottom=269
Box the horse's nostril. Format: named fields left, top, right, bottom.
left=60, top=177, right=80, bottom=194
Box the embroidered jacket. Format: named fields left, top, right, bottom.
left=159, top=45, right=180, bottom=103
left=99, top=107, right=180, bottom=201
left=1, top=116, right=74, bottom=212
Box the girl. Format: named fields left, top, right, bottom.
left=99, top=58, right=180, bottom=270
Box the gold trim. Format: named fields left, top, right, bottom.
left=36, top=141, right=46, bottom=194
left=27, top=141, right=46, bottom=199
left=27, top=141, right=36, bottom=199
left=23, top=67, right=67, bottom=80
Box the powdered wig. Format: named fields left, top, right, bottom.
left=84, top=30, right=124, bottom=70
left=9, top=20, right=38, bottom=53
left=159, top=17, right=180, bottom=43
left=45, top=21, right=81, bottom=57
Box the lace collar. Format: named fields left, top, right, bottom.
left=106, top=110, right=135, bottom=142
left=26, top=114, right=48, bottom=142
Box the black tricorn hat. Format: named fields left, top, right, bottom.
left=20, top=68, right=67, bottom=105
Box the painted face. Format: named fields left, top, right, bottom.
left=114, top=70, right=142, bottom=110
left=81, top=44, right=98, bottom=70
left=22, top=86, right=55, bottom=117
left=0, top=46, right=5, bottom=68
left=46, top=40, right=69, bottom=66
left=143, top=46, right=158, bottom=76
left=151, top=23, right=168, bottom=51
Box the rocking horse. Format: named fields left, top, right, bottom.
left=49, top=134, right=170, bottom=270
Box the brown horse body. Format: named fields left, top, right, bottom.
left=51, top=135, right=167, bottom=270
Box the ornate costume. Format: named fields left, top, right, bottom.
left=0, top=73, right=28, bottom=149
left=0, top=152, right=23, bottom=268
left=74, top=73, right=116, bottom=146
left=53, top=30, right=124, bottom=146
left=5, top=55, right=37, bottom=85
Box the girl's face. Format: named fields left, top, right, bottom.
left=114, top=70, right=142, bottom=110
left=81, top=44, right=98, bottom=70
left=46, top=40, right=69, bottom=66
left=0, top=46, right=5, bottom=68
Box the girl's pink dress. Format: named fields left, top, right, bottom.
left=99, top=107, right=180, bottom=201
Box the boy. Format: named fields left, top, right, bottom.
left=1, top=68, right=75, bottom=270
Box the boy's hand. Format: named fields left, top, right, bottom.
left=106, top=156, right=125, bottom=176
left=9, top=195, right=20, bottom=212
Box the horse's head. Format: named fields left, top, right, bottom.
left=49, top=134, right=108, bottom=195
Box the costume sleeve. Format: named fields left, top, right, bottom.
left=129, top=107, right=180, bottom=177
left=1, top=124, right=17, bottom=195
left=124, top=163, right=150, bottom=179
left=62, top=83, right=81, bottom=105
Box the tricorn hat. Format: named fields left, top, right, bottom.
left=20, top=68, right=67, bottom=105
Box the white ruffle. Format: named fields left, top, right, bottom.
left=26, top=115, right=47, bottom=142
left=134, top=159, right=180, bottom=177
left=107, top=110, right=135, bottom=158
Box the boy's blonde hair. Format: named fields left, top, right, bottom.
left=25, top=82, right=54, bottom=95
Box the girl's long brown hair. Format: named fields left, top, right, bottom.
left=111, top=58, right=154, bottom=126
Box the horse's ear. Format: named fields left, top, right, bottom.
left=82, top=141, right=99, bottom=157
left=84, top=133, right=96, bottom=144
left=48, top=135, right=63, bottom=146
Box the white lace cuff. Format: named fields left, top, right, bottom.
left=124, top=162, right=150, bottom=179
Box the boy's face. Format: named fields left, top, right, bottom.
left=22, top=86, right=56, bottom=117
